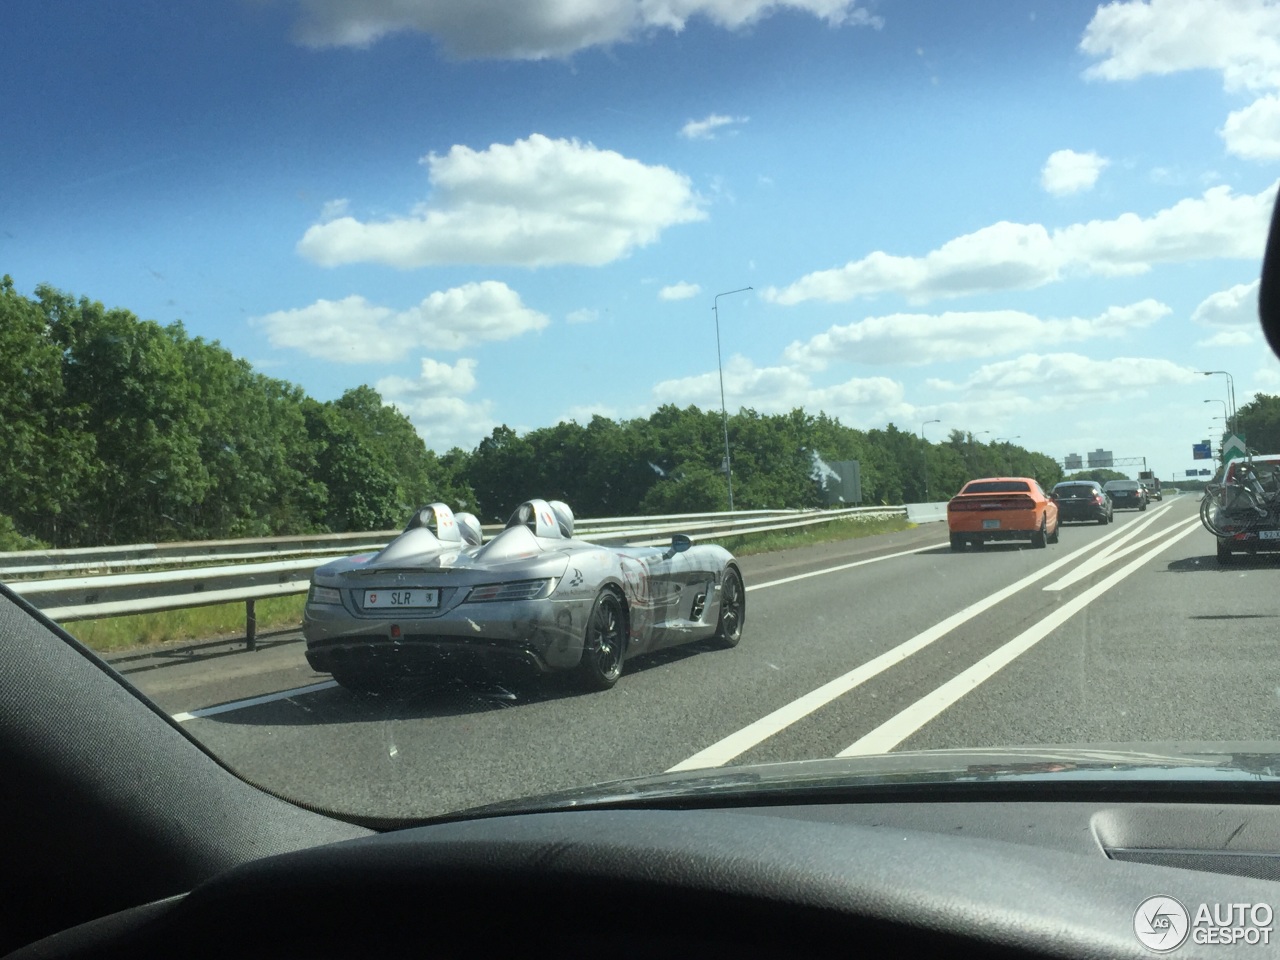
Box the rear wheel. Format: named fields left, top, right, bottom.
left=949, top=534, right=964, bottom=551
left=711, top=567, right=744, bottom=648
left=1047, top=518, right=1060, bottom=544
left=575, top=589, right=627, bottom=691
left=1097, top=513, right=1107, bottom=526
left=1031, top=519, right=1047, bottom=549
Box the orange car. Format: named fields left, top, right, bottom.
left=947, top=477, right=1060, bottom=551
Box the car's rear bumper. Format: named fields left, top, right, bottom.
left=302, top=595, right=592, bottom=673
left=949, top=509, right=1042, bottom=536
left=304, top=635, right=558, bottom=678
left=1217, top=529, right=1280, bottom=553
left=1057, top=503, right=1108, bottom=522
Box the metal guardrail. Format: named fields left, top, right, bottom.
left=0, top=509, right=807, bottom=578
left=6, top=506, right=915, bottom=648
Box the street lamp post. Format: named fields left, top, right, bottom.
left=1201, top=371, right=1237, bottom=436
left=713, top=287, right=752, bottom=511
left=920, top=419, right=941, bottom=502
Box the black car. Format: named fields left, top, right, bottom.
left=1050, top=481, right=1113, bottom=525
left=1102, top=479, right=1147, bottom=511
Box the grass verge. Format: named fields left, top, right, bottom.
left=64, top=513, right=919, bottom=654
left=699, top=513, right=915, bottom=557
left=68, top=594, right=308, bottom=654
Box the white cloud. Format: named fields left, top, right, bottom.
left=319, top=198, right=350, bottom=221
left=297, top=134, right=706, bottom=269
left=680, top=114, right=749, bottom=139
left=652, top=354, right=905, bottom=423
left=659, top=281, right=701, bottom=300
left=929, top=353, right=1200, bottom=396
left=1041, top=149, right=1109, bottom=196
left=764, top=182, right=1278, bottom=305
left=1196, top=329, right=1258, bottom=347
left=1222, top=93, right=1280, bottom=158
left=1080, top=0, right=1280, bottom=92
left=782, top=300, right=1170, bottom=369
left=1191, top=279, right=1260, bottom=327
left=559, top=403, right=623, bottom=423
left=253, top=281, right=548, bottom=362
left=566, top=308, right=599, bottom=324
left=376, top=357, right=494, bottom=452
left=291, top=0, right=882, bottom=58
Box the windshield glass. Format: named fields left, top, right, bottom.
left=6, top=0, right=1280, bottom=824
left=961, top=481, right=1031, bottom=494
left=1054, top=485, right=1098, bottom=497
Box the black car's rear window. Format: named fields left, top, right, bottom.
left=1054, top=485, right=1097, bottom=498
left=962, top=481, right=1030, bottom=494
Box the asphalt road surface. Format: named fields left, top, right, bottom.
left=106, top=496, right=1280, bottom=821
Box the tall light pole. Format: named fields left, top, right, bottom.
left=713, top=287, right=752, bottom=511
left=1201, top=370, right=1237, bottom=435
left=995, top=436, right=1020, bottom=475
left=920, top=419, right=940, bottom=501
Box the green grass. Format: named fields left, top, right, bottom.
left=68, top=594, right=308, bottom=654
left=699, top=513, right=916, bottom=557
left=65, top=513, right=917, bottom=654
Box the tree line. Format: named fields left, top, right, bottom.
left=1, top=277, right=1066, bottom=550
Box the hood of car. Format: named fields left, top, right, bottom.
left=444, top=744, right=1280, bottom=818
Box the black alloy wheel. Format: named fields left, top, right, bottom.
left=576, top=589, right=627, bottom=691
left=712, top=567, right=745, bottom=648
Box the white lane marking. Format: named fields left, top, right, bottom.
left=1044, top=512, right=1195, bottom=592
left=838, top=518, right=1200, bottom=757
left=666, top=511, right=1170, bottom=772
left=170, top=680, right=338, bottom=722
left=749, top=545, right=941, bottom=591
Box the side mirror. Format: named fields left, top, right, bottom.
left=664, top=534, right=693, bottom=558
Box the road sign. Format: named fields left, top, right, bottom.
left=1192, top=442, right=1212, bottom=460
left=1223, top=434, right=1248, bottom=465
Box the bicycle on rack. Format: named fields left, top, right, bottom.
left=1200, top=455, right=1280, bottom=564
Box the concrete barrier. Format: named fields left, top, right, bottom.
left=905, top=502, right=948, bottom=524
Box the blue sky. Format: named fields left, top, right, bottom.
left=5, top=0, right=1280, bottom=480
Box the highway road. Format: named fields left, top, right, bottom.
left=109, top=495, right=1280, bottom=821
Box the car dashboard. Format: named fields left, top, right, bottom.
left=14, top=793, right=1280, bottom=960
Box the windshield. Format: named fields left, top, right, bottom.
left=960, top=481, right=1032, bottom=494
left=6, top=0, right=1280, bottom=824
left=1054, top=485, right=1098, bottom=497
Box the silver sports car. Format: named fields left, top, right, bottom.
left=302, top=499, right=745, bottom=692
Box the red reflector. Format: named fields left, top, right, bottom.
left=390, top=625, right=401, bottom=638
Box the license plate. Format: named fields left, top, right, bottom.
left=363, top=588, right=439, bottom=609
left=1261, top=530, right=1280, bottom=540
left=982, top=519, right=1000, bottom=529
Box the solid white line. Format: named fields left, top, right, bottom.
left=1043, top=514, right=1198, bottom=592
left=666, top=512, right=1159, bottom=772
left=748, top=544, right=942, bottom=592
left=171, top=680, right=338, bottom=722
left=838, top=519, right=1200, bottom=757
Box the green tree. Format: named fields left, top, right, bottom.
left=1237, top=393, right=1280, bottom=455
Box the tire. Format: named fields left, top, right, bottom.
left=575, top=589, right=627, bottom=692
left=1048, top=518, right=1060, bottom=544
left=1217, top=539, right=1234, bottom=565
left=1097, top=513, right=1107, bottom=526
left=950, top=534, right=964, bottom=551
left=712, top=567, right=745, bottom=649
left=1139, top=502, right=1147, bottom=512
left=1031, top=519, right=1047, bottom=549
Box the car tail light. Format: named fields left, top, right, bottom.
left=464, top=578, right=558, bottom=602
